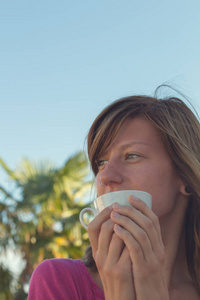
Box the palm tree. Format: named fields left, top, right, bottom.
left=0, top=152, right=92, bottom=299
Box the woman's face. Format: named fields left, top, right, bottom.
left=95, top=117, right=187, bottom=218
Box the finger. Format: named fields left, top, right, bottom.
left=129, top=195, right=164, bottom=249
left=98, top=219, right=115, bottom=258
left=114, top=224, right=144, bottom=268
left=111, top=211, right=153, bottom=261
left=118, top=245, right=131, bottom=266
left=114, top=245, right=134, bottom=279
left=107, top=232, right=125, bottom=264
left=111, top=208, right=161, bottom=257
left=113, top=197, right=164, bottom=250
left=88, top=206, right=113, bottom=252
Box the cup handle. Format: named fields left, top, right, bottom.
left=79, top=207, right=96, bottom=230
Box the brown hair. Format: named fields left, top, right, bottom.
left=83, top=91, right=200, bottom=291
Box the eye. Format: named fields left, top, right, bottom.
left=95, top=159, right=108, bottom=169
left=125, top=153, right=140, bottom=160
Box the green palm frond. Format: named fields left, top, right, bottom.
left=0, top=158, right=16, bottom=179
left=0, top=186, right=17, bottom=202
left=58, top=152, right=89, bottom=180
left=15, top=158, right=55, bottom=183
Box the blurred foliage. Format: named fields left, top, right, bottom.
left=0, top=152, right=92, bottom=299
left=0, top=265, right=14, bottom=300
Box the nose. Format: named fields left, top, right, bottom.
left=99, top=160, right=123, bottom=186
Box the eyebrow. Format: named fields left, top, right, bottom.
left=118, top=141, right=149, bottom=151
left=99, top=141, right=149, bottom=157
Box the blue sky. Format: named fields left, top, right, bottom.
left=1, top=0, right=200, bottom=183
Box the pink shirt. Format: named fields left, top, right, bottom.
left=28, top=259, right=105, bottom=300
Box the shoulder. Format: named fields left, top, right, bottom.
left=31, top=258, right=86, bottom=282
left=28, top=259, right=88, bottom=300
left=34, top=258, right=79, bottom=271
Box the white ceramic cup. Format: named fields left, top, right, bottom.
left=79, top=190, right=152, bottom=230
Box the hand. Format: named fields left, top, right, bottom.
left=110, top=195, right=169, bottom=300
left=88, top=206, right=136, bottom=300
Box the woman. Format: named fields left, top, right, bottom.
left=28, top=90, right=200, bottom=299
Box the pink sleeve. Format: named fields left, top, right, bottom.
left=28, top=259, right=81, bottom=300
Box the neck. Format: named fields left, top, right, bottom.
left=159, top=195, right=190, bottom=289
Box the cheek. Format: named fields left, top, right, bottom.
left=147, top=169, right=181, bottom=217
left=131, top=163, right=181, bottom=217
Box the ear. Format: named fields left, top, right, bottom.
left=180, top=184, right=192, bottom=196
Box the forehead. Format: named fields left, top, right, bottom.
left=102, top=117, right=165, bottom=154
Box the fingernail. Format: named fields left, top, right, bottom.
left=113, top=202, right=120, bottom=209
left=130, top=195, right=139, bottom=201
left=111, top=211, right=120, bottom=218
left=114, top=224, right=122, bottom=231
